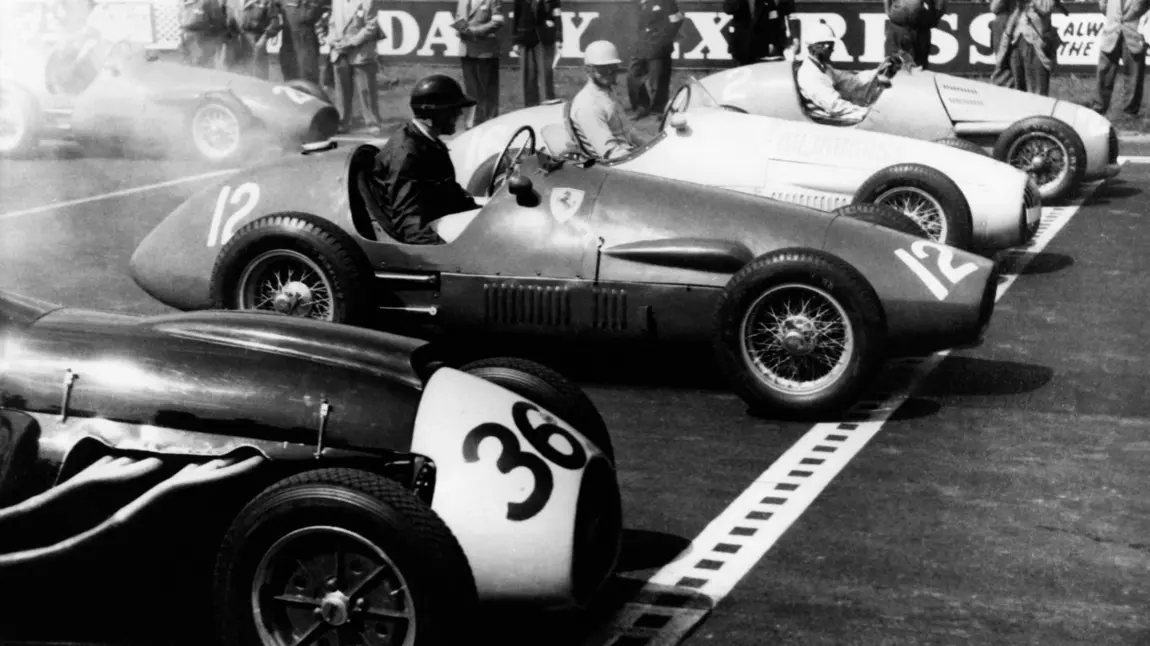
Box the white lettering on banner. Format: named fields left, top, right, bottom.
left=1054, top=14, right=1104, bottom=64
left=968, top=12, right=996, bottom=65
left=930, top=14, right=959, bottom=65
left=858, top=13, right=887, bottom=63
left=379, top=10, right=421, bottom=55
left=558, top=12, right=600, bottom=58
left=682, top=12, right=734, bottom=60
left=791, top=13, right=853, bottom=62
left=417, top=11, right=464, bottom=57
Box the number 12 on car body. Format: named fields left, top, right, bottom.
left=895, top=240, right=979, bottom=301
left=207, top=183, right=261, bottom=248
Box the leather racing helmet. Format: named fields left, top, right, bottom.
left=803, top=21, right=838, bottom=48
left=410, top=74, right=477, bottom=112
left=583, top=40, right=623, bottom=67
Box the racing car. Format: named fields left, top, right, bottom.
left=0, top=288, right=621, bottom=645
left=130, top=125, right=1000, bottom=415
left=447, top=79, right=1042, bottom=254
left=697, top=59, right=1121, bottom=203
left=0, top=34, right=340, bottom=164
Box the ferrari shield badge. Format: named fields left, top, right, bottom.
left=550, top=188, right=585, bottom=223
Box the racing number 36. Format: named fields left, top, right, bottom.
left=895, top=240, right=979, bottom=301
left=462, top=401, right=588, bottom=522
left=206, top=183, right=261, bottom=248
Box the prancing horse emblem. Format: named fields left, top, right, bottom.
left=549, top=188, right=585, bottom=223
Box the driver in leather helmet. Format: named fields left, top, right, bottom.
left=370, top=74, right=480, bottom=245
left=796, top=21, right=900, bottom=125
left=567, top=40, right=649, bottom=161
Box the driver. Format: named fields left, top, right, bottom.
left=567, top=40, right=648, bottom=161
left=796, top=21, right=899, bottom=125
left=369, top=74, right=480, bottom=245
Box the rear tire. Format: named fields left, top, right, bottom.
left=284, top=79, right=331, bottom=104
left=186, top=95, right=253, bottom=165
left=213, top=468, right=476, bottom=646
left=460, top=357, right=615, bottom=464
left=993, top=116, right=1086, bottom=203
left=935, top=137, right=989, bottom=157
left=853, top=163, right=974, bottom=250
left=714, top=249, right=886, bottom=416
left=209, top=213, right=372, bottom=324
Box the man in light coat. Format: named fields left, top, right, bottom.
left=326, top=0, right=385, bottom=134
left=1091, top=0, right=1150, bottom=115
left=454, top=0, right=506, bottom=128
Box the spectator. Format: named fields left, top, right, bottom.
left=222, top=0, right=282, bottom=80
left=990, top=0, right=1059, bottom=95
left=326, top=0, right=385, bottom=133
left=628, top=0, right=684, bottom=118
left=990, top=0, right=1015, bottom=87
left=510, top=0, right=562, bottom=107
left=723, top=0, right=795, bottom=66
left=884, top=0, right=948, bottom=69
left=454, top=0, right=506, bottom=128
left=178, top=0, right=229, bottom=68
left=279, top=0, right=329, bottom=84
left=1090, top=0, right=1149, bottom=115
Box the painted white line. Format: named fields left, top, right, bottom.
left=584, top=171, right=1119, bottom=646
left=1118, top=155, right=1150, bottom=164
left=0, top=168, right=238, bottom=220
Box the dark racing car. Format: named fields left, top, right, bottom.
left=0, top=35, right=340, bottom=163
left=131, top=126, right=1000, bottom=415
left=0, top=289, right=621, bottom=645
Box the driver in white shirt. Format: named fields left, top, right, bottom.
left=567, top=40, right=649, bottom=160
left=796, top=21, right=901, bottom=125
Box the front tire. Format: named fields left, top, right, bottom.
left=854, top=163, right=974, bottom=250
left=460, top=357, right=615, bottom=464
left=993, top=116, right=1086, bottom=203
left=209, top=213, right=372, bottom=324
left=213, top=468, right=477, bottom=646
left=0, top=86, right=41, bottom=157
left=713, top=249, right=886, bottom=415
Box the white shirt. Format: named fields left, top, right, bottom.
left=796, top=56, right=883, bottom=124
left=568, top=80, right=646, bottom=161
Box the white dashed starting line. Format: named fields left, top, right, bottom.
left=583, top=167, right=1123, bottom=646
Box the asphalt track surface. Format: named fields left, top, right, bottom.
left=1, top=141, right=1148, bottom=646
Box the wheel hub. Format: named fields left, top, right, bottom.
left=317, top=590, right=351, bottom=626
left=272, top=281, right=313, bottom=316
left=1026, top=152, right=1049, bottom=173
left=780, top=316, right=817, bottom=356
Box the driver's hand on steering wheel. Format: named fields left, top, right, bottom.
left=473, top=195, right=492, bottom=207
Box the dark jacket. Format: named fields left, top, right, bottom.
left=635, top=0, right=684, bottom=59
left=511, top=0, right=562, bottom=47
left=722, top=0, right=795, bottom=63
left=370, top=122, right=478, bottom=245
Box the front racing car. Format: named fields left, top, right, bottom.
left=0, top=290, right=621, bottom=643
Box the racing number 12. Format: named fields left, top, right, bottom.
left=895, top=240, right=979, bottom=301
left=206, top=183, right=261, bottom=248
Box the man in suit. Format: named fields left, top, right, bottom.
left=454, top=0, right=506, bottom=127
left=883, top=0, right=948, bottom=70
left=326, top=0, right=385, bottom=133
left=1092, top=0, right=1150, bottom=115
left=279, top=0, right=328, bottom=83
left=221, top=0, right=282, bottom=79
left=510, top=0, right=562, bottom=107
left=723, top=0, right=795, bottom=65
left=627, top=0, right=684, bottom=118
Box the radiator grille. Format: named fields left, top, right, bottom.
left=1022, top=177, right=1042, bottom=239
left=484, top=283, right=571, bottom=327
left=592, top=288, right=627, bottom=331
left=1108, top=126, right=1119, bottom=164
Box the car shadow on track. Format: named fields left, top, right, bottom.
left=888, top=356, right=1055, bottom=422
left=1087, top=181, right=1142, bottom=202
left=1010, top=251, right=1074, bottom=276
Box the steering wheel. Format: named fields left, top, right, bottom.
left=487, top=125, right=536, bottom=197
left=659, top=84, right=692, bottom=130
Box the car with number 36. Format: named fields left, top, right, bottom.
left=0, top=289, right=621, bottom=646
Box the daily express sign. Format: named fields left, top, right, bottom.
left=311, top=2, right=1124, bottom=72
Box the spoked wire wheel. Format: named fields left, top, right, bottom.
left=739, top=283, right=855, bottom=396
left=237, top=249, right=335, bottom=321
left=0, top=90, right=30, bottom=154
left=874, top=186, right=947, bottom=242
left=1006, top=132, right=1069, bottom=193
left=192, top=102, right=242, bottom=161
left=252, top=526, right=416, bottom=646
